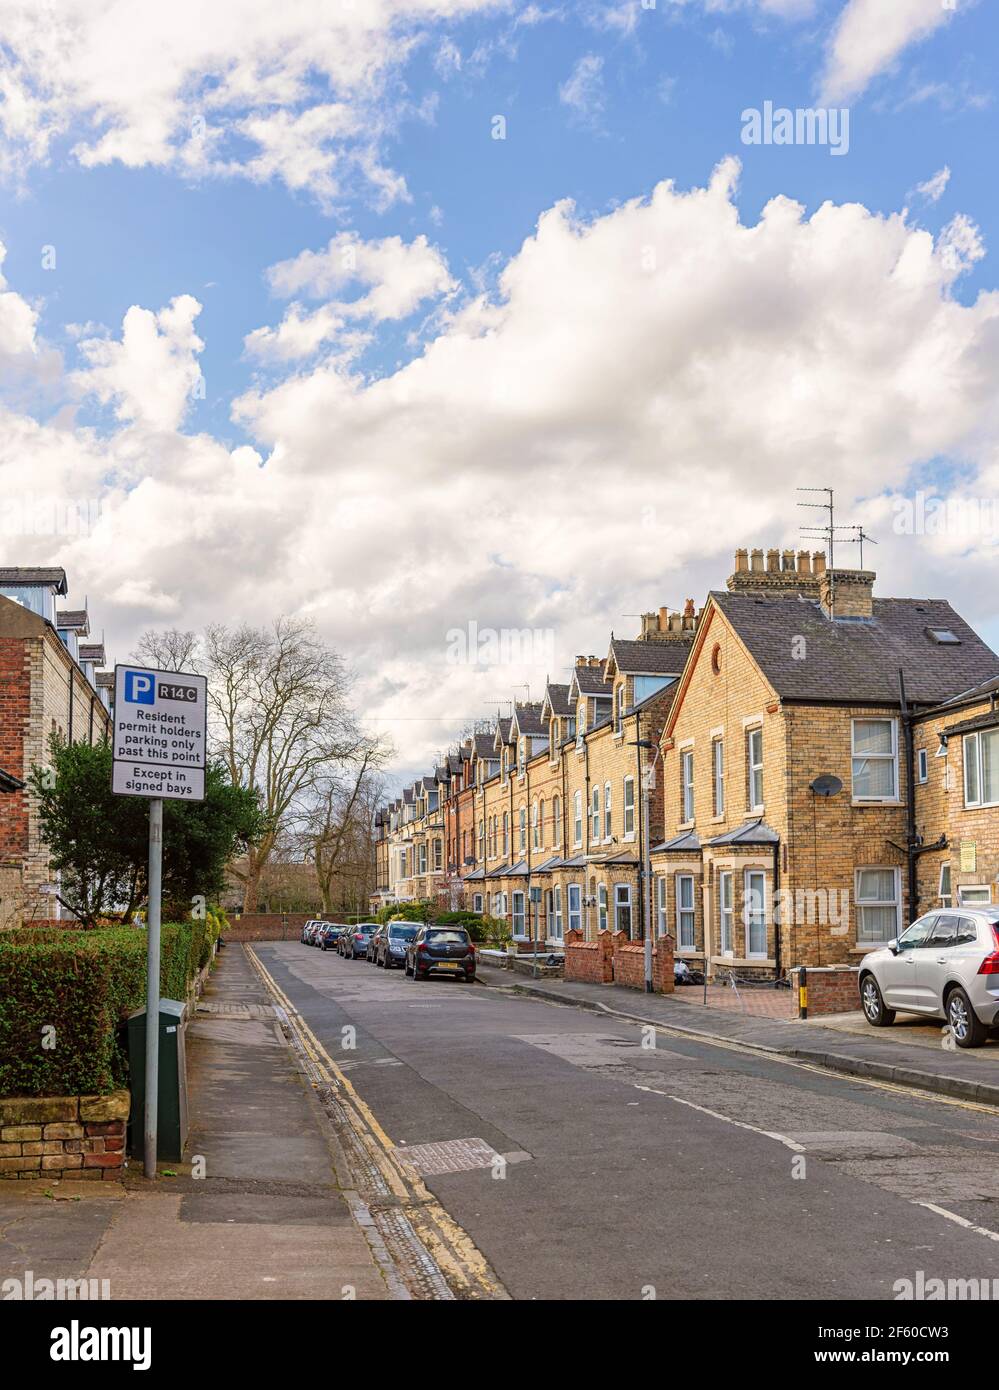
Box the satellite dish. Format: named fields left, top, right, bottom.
left=810, top=774, right=843, bottom=798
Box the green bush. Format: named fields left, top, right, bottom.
left=0, top=922, right=207, bottom=1098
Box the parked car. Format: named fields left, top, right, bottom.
left=319, top=924, right=345, bottom=952
left=343, top=924, right=376, bottom=960
left=405, top=925, right=476, bottom=982
left=859, top=907, right=999, bottom=1048
left=375, top=920, right=420, bottom=969
left=301, top=920, right=324, bottom=945
left=366, top=927, right=385, bottom=962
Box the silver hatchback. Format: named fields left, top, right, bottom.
left=859, top=907, right=999, bottom=1047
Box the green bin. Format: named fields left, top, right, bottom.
left=126, top=1000, right=189, bottom=1162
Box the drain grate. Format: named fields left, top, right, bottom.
left=394, top=1138, right=502, bottom=1176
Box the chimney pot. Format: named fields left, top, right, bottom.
left=734, top=548, right=749, bottom=573
left=658, top=605, right=669, bottom=630
left=796, top=549, right=810, bottom=574
left=766, top=548, right=780, bottom=573
left=750, top=547, right=764, bottom=573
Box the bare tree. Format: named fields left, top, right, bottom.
left=132, top=627, right=201, bottom=672
left=134, top=615, right=364, bottom=912
left=301, top=740, right=389, bottom=914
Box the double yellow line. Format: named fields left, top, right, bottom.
left=246, top=946, right=507, bottom=1301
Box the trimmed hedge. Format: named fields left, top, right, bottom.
left=0, top=922, right=209, bottom=1098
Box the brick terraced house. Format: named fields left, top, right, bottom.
left=0, top=568, right=115, bottom=927
left=371, top=546, right=999, bottom=981
left=653, top=549, right=999, bottom=977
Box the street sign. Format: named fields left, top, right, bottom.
left=112, top=664, right=207, bottom=802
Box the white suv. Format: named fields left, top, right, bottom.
left=859, top=907, right=999, bottom=1048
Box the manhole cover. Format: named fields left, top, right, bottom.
left=393, top=1137, right=502, bottom=1176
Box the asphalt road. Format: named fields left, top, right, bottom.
left=256, top=941, right=999, bottom=1302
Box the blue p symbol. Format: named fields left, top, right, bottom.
left=124, top=672, right=154, bottom=705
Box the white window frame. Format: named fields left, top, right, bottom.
left=604, top=781, right=612, bottom=840
left=854, top=867, right=901, bottom=947
left=554, top=884, right=563, bottom=937
left=917, top=747, right=928, bottom=784
left=573, top=791, right=583, bottom=847
left=718, top=870, right=734, bottom=956
left=553, top=796, right=561, bottom=847
left=851, top=718, right=899, bottom=803
left=681, top=749, right=695, bottom=823
left=655, top=876, right=667, bottom=936
left=519, top=807, right=527, bottom=853
left=963, top=729, right=999, bottom=809
left=614, top=883, right=632, bottom=937
left=744, top=869, right=767, bottom=958
left=938, top=861, right=952, bottom=907
left=747, top=727, right=764, bottom=812
left=598, top=883, right=608, bottom=932
left=591, top=786, right=601, bottom=840
left=538, top=798, right=545, bottom=850
left=567, top=883, right=582, bottom=935
left=512, top=890, right=526, bottom=935
left=532, top=799, right=539, bottom=850
left=676, top=874, right=696, bottom=950
left=623, top=776, right=636, bottom=839
left=712, top=738, right=725, bottom=817
left=472, top=893, right=483, bottom=914
left=958, top=884, right=993, bottom=905
left=502, top=812, right=508, bottom=856
left=418, top=842, right=427, bottom=874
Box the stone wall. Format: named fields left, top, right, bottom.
left=0, top=1091, right=129, bottom=1180
left=224, top=913, right=318, bottom=941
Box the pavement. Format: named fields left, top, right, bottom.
left=0, top=945, right=391, bottom=1300
left=476, top=965, right=999, bottom=1107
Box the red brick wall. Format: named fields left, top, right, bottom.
left=225, top=913, right=330, bottom=941
left=612, top=930, right=675, bottom=993
left=564, top=928, right=614, bottom=983
left=0, top=638, right=29, bottom=861
left=789, top=965, right=860, bottom=1017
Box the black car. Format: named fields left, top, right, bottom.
left=375, top=920, right=420, bottom=969
left=405, top=925, right=476, bottom=981
left=319, top=924, right=345, bottom=951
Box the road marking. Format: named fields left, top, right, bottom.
left=916, top=1202, right=999, bottom=1243
left=525, top=993, right=999, bottom=1119
left=633, top=1084, right=806, bottom=1152
left=246, top=945, right=507, bottom=1301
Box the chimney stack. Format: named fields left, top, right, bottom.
left=819, top=569, right=875, bottom=620
left=726, top=545, right=826, bottom=596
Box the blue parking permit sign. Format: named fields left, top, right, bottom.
left=124, top=670, right=155, bottom=705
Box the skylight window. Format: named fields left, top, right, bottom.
left=928, top=628, right=961, bottom=645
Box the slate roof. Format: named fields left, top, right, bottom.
left=934, top=674, right=999, bottom=710
left=78, top=643, right=106, bottom=663
left=651, top=830, right=702, bottom=853
left=714, top=591, right=999, bottom=707
left=705, top=818, right=780, bottom=847
left=513, top=702, right=547, bottom=737
left=473, top=733, right=495, bottom=759
left=56, top=609, right=90, bottom=634
left=572, top=662, right=609, bottom=697
left=543, top=683, right=572, bottom=718
left=940, top=710, right=999, bottom=738
left=447, top=753, right=463, bottom=774
left=0, top=567, right=67, bottom=594
left=608, top=637, right=691, bottom=678
left=95, top=672, right=114, bottom=689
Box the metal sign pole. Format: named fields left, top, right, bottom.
left=144, top=797, right=163, bottom=1180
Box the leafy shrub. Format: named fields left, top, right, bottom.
left=0, top=923, right=208, bottom=1098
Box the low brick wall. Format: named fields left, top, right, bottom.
left=564, top=929, right=614, bottom=984
left=0, top=1091, right=129, bottom=1180
left=790, top=965, right=860, bottom=1017
left=224, top=913, right=320, bottom=941
left=612, top=931, right=675, bottom=994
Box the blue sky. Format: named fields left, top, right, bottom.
left=1, top=0, right=997, bottom=785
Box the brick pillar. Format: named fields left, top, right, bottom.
left=653, top=933, right=675, bottom=993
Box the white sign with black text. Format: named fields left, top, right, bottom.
left=112, top=665, right=207, bottom=801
